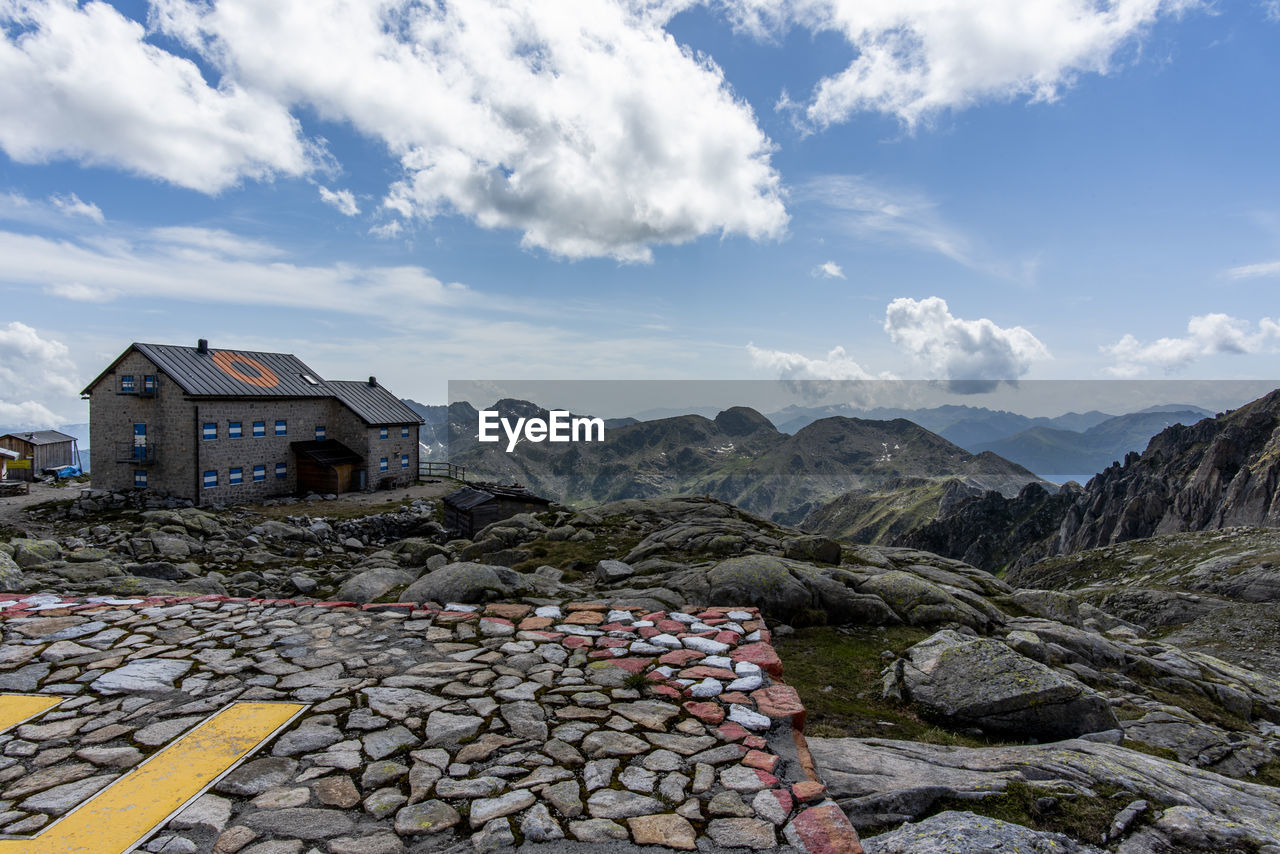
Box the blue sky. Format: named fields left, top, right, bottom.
left=2, top=0, right=1279, bottom=427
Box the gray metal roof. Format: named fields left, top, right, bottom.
left=134, top=343, right=330, bottom=397
left=0, top=430, right=76, bottom=446
left=327, top=381, right=424, bottom=426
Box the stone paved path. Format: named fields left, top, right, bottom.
left=0, top=593, right=861, bottom=853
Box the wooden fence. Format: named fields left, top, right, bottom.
left=419, top=461, right=466, bottom=482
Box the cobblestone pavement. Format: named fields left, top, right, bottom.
left=0, top=593, right=862, bottom=853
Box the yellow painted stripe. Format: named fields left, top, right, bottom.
left=0, top=694, right=63, bottom=732
left=0, top=700, right=306, bottom=854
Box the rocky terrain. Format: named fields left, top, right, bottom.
left=3, top=484, right=1279, bottom=852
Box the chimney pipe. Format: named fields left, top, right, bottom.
left=197, top=339, right=208, bottom=354
left=368, top=376, right=377, bottom=387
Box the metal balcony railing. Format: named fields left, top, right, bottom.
left=116, top=442, right=158, bottom=464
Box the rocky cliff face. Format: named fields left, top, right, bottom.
left=1051, top=389, right=1280, bottom=554
left=899, top=388, right=1280, bottom=571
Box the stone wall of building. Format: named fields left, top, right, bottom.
left=88, top=351, right=197, bottom=498
left=193, top=398, right=331, bottom=504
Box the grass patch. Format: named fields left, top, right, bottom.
left=1123, top=740, right=1180, bottom=763
left=909, top=781, right=1132, bottom=845
left=1147, top=686, right=1249, bottom=732
left=510, top=514, right=643, bottom=574
left=1252, top=760, right=1280, bottom=789
left=775, top=625, right=995, bottom=745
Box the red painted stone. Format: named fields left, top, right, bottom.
left=752, top=685, right=806, bottom=728
left=657, top=619, right=685, bottom=633
left=519, top=617, right=555, bottom=631
left=731, top=642, right=783, bottom=676
left=714, top=630, right=739, bottom=646
left=609, top=657, right=652, bottom=674
left=719, top=691, right=752, bottom=705
left=484, top=603, right=531, bottom=620
left=564, top=611, right=604, bottom=625
left=640, top=611, right=665, bottom=622
left=650, top=684, right=681, bottom=700
left=717, top=722, right=750, bottom=742
left=638, top=626, right=660, bottom=639
left=791, top=781, right=827, bottom=803
left=562, top=635, right=593, bottom=649
left=679, top=665, right=738, bottom=681
left=743, top=749, right=779, bottom=773
left=682, top=701, right=725, bottom=725
left=784, top=802, right=862, bottom=854
left=744, top=735, right=767, bottom=750
left=765, top=787, right=794, bottom=815
left=598, top=622, right=633, bottom=633
left=658, top=649, right=704, bottom=667
left=597, top=637, right=630, bottom=648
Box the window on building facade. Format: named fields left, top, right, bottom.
left=275, top=420, right=287, bottom=436
left=379, top=456, right=388, bottom=473
left=379, top=427, right=388, bottom=439
left=120, top=375, right=135, bottom=393
left=203, top=470, right=217, bottom=489
left=202, top=423, right=217, bottom=440
left=253, top=421, right=266, bottom=438
left=143, top=375, right=157, bottom=393
left=401, top=426, right=409, bottom=438
left=400, top=454, right=409, bottom=469
left=315, top=426, right=326, bottom=440
left=253, top=465, right=266, bottom=482
left=229, top=421, right=242, bottom=439
left=134, top=470, right=147, bottom=487
left=229, top=467, right=242, bottom=485
left=275, top=462, right=287, bottom=479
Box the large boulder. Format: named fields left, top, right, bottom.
left=784, top=535, right=841, bottom=565
left=704, top=556, right=813, bottom=622
left=859, top=571, right=994, bottom=628
left=886, top=630, right=1118, bottom=740
left=336, top=566, right=415, bottom=604
left=0, top=552, right=23, bottom=592
left=397, top=562, right=525, bottom=605
left=807, top=735, right=1280, bottom=851
left=861, top=811, right=1104, bottom=854
left=11, top=539, right=62, bottom=568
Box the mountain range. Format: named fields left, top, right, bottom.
left=440, top=399, right=1046, bottom=524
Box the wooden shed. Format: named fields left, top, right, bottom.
left=290, top=440, right=364, bottom=495
left=442, top=483, right=554, bottom=538
left=0, top=430, right=77, bottom=482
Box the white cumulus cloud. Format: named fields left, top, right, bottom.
left=747, top=343, right=875, bottom=380
left=884, top=296, right=1050, bottom=387
left=0, top=399, right=64, bottom=428
left=149, top=0, right=788, bottom=261
left=1104, top=313, right=1280, bottom=376
left=0, top=321, right=78, bottom=399
left=750, top=0, right=1195, bottom=129
left=49, top=192, right=103, bottom=223
left=812, top=260, right=844, bottom=279
left=318, top=186, right=360, bottom=216
left=0, top=0, right=317, bottom=193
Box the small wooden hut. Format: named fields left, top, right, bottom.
left=442, top=483, right=554, bottom=538
left=0, top=430, right=77, bottom=482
